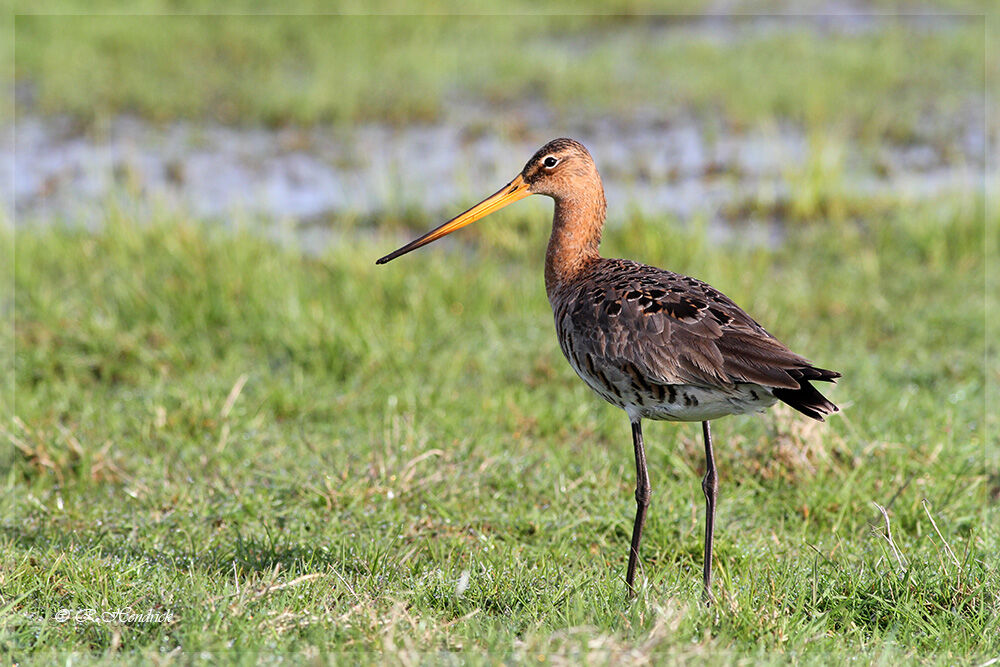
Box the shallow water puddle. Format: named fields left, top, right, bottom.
left=4, top=113, right=984, bottom=248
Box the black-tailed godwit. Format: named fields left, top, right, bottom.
left=377, top=138, right=840, bottom=600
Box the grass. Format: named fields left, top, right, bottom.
left=10, top=6, right=990, bottom=144
left=4, top=188, right=996, bottom=662
left=4, top=1, right=996, bottom=661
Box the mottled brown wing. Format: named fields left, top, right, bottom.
left=555, top=258, right=817, bottom=391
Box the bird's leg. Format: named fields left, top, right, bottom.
left=701, top=420, right=718, bottom=603
left=626, top=420, right=651, bottom=598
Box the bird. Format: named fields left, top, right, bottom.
left=376, top=138, right=840, bottom=600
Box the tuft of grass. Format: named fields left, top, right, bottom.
left=4, top=189, right=996, bottom=661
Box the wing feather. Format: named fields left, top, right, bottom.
left=556, top=259, right=826, bottom=391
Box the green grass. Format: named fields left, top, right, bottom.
left=10, top=6, right=989, bottom=143
left=4, top=190, right=996, bottom=662
left=4, top=3, right=997, bottom=660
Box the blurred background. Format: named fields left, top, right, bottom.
left=7, top=4, right=990, bottom=239
left=4, top=1, right=997, bottom=659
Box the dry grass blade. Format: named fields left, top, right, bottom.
left=872, top=502, right=907, bottom=573
left=922, top=498, right=961, bottom=569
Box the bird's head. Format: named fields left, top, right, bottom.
left=375, top=137, right=599, bottom=265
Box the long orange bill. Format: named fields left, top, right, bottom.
left=376, top=174, right=531, bottom=264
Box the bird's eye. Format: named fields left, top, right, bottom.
left=543, top=156, right=559, bottom=168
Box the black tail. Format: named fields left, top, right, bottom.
left=772, top=366, right=840, bottom=421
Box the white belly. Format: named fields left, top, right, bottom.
left=565, top=354, right=778, bottom=422
left=629, top=382, right=778, bottom=422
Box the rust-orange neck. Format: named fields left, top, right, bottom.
left=544, top=187, right=606, bottom=302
